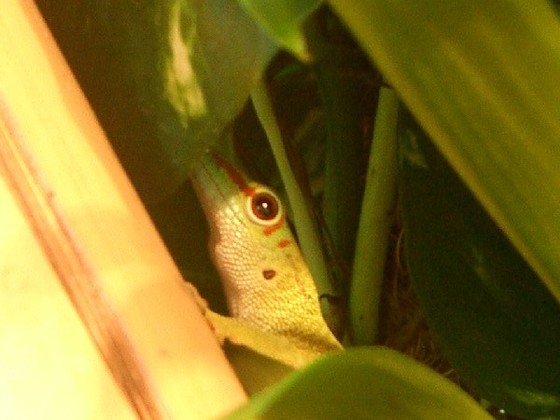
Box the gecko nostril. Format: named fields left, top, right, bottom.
left=262, top=269, right=276, bottom=280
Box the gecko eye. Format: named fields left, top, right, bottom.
left=246, top=187, right=283, bottom=226
left=252, top=193, right=278, bottom=220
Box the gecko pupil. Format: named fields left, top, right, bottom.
left=252, top=192, right=278, bottom=220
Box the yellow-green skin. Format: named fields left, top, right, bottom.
left=191, top=152, right=341, bottom=353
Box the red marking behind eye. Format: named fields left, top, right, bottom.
left=262, top=213, right=285, bottom=236
left=277, top=239, right=291, bottom=248
left=211, top=152, right=255, bottom=197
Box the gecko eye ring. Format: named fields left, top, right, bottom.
left=246, top=187, right=283, bottom=226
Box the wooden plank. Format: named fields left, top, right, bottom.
left=0, top=0, right=247, bottom=418
left=0, top=148, right=138, bottom=418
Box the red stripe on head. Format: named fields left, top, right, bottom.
left=211, top=153, right=255, bottom=196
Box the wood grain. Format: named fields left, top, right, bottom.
left=0, top=0, right=246, bottom=417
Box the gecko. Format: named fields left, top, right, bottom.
left=190, top=151, right=341, bottom=358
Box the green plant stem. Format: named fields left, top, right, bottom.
left=349, top=86, right=398, bottom=344
left=250, top=80, right=336, bottom=301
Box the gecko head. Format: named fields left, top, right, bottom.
left=192, top=152, right=339, bottom=347
left=191, top=152, right=319, bottom=326
left=191, top=150, right=289, bottom=243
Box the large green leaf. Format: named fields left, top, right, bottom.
left=36, top=0, right=276, bottom=203
left=327, top=0, right=560, bottom=302
left=399, top=109, right=560, bottom=418
left=225, top=348, right=492, bottom=419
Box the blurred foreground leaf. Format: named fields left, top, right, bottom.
left=226, top=348, right=491, bottom=419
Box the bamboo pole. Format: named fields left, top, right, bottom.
left=0, top=0, right=247, bottom=418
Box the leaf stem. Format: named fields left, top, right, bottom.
left=349, top=86, right=398, bottom=344
left=250, top=80, right=336, bottom=300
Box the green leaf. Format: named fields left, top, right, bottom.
left=236, top=0, right=322, bottom=60
left=327, top=0, right=560, bottom=303
left=37, top=0, right=276, bottom=202
left=399, top=109, right=560, bottom=418
left=225, top=348, right=492, bottom=419
left=164, top=0, right=276, bottom=148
